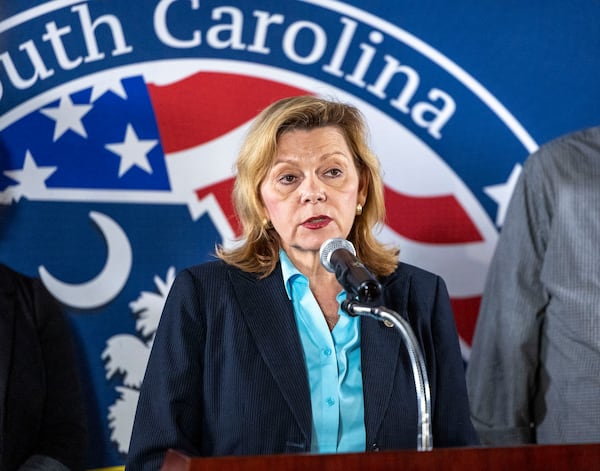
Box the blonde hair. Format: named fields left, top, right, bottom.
left=216, top=95, right=399, bottom=277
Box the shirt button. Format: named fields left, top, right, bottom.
left=323, top=347, right=332, bottom=357
left=326, top=397, right=336, bottom=407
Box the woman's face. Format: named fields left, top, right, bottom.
left=260, top=126, right=367, bottom=259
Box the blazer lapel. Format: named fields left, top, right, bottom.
left=228, top=265, right=312, bottom=443
left=360, top=271, right=410, bottom=446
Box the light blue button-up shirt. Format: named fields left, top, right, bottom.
left=280, top=250, right=366, bottom=453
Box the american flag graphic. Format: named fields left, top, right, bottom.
left=1, top=67, right=483, bottom=342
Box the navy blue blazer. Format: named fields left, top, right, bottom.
left=126, top=260, right=478, bottom=470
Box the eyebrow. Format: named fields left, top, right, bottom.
left=271, top=151, right=350, bottom=166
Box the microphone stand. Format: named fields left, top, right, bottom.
left=343, top=299, right=433, bottom=451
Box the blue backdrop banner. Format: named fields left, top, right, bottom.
left=1, top=1, right=598, bottom=467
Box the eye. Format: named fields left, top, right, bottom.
left=278, top=174, right=298, bottom=185
left=325, top=167, right=343, bottom=178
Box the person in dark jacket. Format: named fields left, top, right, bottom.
left=0, top=264, right=87, bottom=471
left=127, top=96, right=478, bottom=470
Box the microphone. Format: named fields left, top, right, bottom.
left=319, top=238, right=382, bottom=304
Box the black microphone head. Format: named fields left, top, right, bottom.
left=319, top=238, right=356, bottom=273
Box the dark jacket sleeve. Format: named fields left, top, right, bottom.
left=126, top=267, right=206, bottom=471
left=427, top=274, right=479, bottom=446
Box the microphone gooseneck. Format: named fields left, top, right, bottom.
left=343, top=300, right=433, bottom=451
left=320, top=238, right=433, bottom=451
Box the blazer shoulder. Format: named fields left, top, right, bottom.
left=382, top=261, right=442, bottom=288
left=178, top=259, right=265, bottom=287
left=183, top=258, right=231, bottom=276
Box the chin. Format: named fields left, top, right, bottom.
left=308, top=232, right=342, bottom=249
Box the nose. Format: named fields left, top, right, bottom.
left=300, top=177, right=326, bottom=204
left=302, top=191, right=325, bottom=203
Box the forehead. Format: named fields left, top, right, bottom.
left=273, top=126, right=351, bottom=161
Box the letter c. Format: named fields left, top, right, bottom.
left=154, top=0, right=201, bottom=48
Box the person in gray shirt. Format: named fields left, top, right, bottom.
left=466, top=126, right=600, bottom=445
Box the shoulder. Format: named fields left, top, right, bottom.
left=382, top=261, right=442, bottom=287
left=0, top=263, right=31, bottom=294
left=0, top=264, right=58, bottom=319
left=168, top=260, right=272, bottom=301
left=514, top=126, right=600, bottom=212
left=526, top=125, right=600, bottom=176
left=182, top=258, right=234, bottom=277
left=178, top=259, right=263, bottom=285
left=379, top=261, right=448, bottom=305
left=377, top=263, right=453, bottom=329
left=543, top=125, right=600, bottom=152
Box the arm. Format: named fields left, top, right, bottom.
left=369, top=266, right=479, bottom=449
left=126, top=268, right=206, bottom=471
left=466, top=155, right=551, bottom=444
left=428, top=275, right=480, bottom=447
left=27, top=277, right=87, bottom=470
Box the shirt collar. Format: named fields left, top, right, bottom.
left=279, top=249, right=346, bottom=304
left=279, top=249, right=304, bottom=300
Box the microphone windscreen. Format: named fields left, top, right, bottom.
left=319, top=238, right=356, bottom=272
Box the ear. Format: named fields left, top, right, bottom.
left=357, top=169, right=369, bottom=204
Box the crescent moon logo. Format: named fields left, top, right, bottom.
left=39, top=211, right=133, bottom=309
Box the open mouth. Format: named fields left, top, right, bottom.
left=302, top=216, right=331, bottom=228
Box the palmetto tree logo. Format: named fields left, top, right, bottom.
left=102, top=267, right=176, bottom=453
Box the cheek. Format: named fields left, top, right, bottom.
left=261, top=191, right=284, bottom=221
left=341, top=188, right=359, bottom=207
left=260, top=184, right=273, bottom=213
left=340, top=191, right=360, bottom=221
